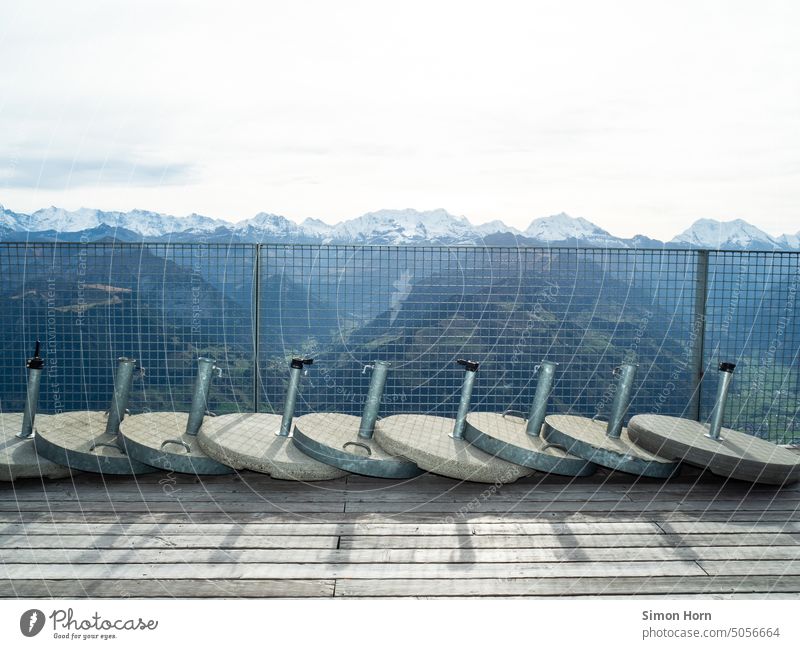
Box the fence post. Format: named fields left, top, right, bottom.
left=688, top=249, right=709, bottom=421
left=252, top=244, right=262, bottom=413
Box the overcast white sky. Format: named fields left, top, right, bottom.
left=1, top=1, right=798, bottom=238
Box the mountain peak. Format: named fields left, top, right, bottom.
left=334, top=208, right=474, bottom=244
left=671, top=218, right=781, bottom=250
left=235, top=212, right=297, bottom=234
left=524, top=213, right=620, bottom=244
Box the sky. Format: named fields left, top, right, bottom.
left=1, top=0, right=799, bottom=239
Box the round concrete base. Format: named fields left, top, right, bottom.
left=628, top=414, right=800, bottom=485
left=374, top=414, right=533, bottom=483
left=119, top=412, right=233, bottom=475
left=463, top=412, right=597, bottom=477
left=197, top=413, right=348, bottom=481
left=292, top=413, right=423, bottom=478
left=35, top=411, right=157, bottom=475
left=543, top=414, right=679, bottom=478
left=0, top=414, right=73, bottom=481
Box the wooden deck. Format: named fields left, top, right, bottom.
left=1, top=466, right=799, bottom=598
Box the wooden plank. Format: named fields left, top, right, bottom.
left=8, top=530, right=793, bottom=552
left=10, top=475, right=796, bottom=491
left=699, top=560, right=800, bottom=576
left=334, top=575, right=800, bottom=597
left=342, top=500, right=800, bottom=513
left=11, top=467, right=793, bottom=491
left=0, top=534, right=339, bottom=549
left=5, top=475, right=797, bottom=498
left=551, top=594, right=800, bottom=599
left=0, top=502, right=346, bottom=513
left=2, top=499, right=797, bottom=516
left=3, top=511, right=796, bottom=524
left=340, top=532, right=800, bottom=550
left=1, top=498, right=665, bottom=511
left=4, top=519, right=795, bottom=540
left=0, top=560, right=707, bottom=580
left=3, top=486, right=640, bottom=502
left=4, top=481, right=799, bottom=509
left=0, top=579, right=335, bottom=598
left=3, top=545, right=798, bottom=565
left=0, top=521, right=664, bottom=536
left=659, top=521, right=800, bottom=534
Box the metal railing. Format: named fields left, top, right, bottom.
left=0, top=243, right=797, bottom=443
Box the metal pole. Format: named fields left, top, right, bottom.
left=105, top=357, right=137, bottom=436
left=358, top=361, right=390, bottom=439
left=279, top=358, right=312, bottom=436
left=18, top=341, right=44, bottom=439
left=252, top=244, right=261, bottom=413
left=706, top=362, right=735, bottom=440
left=526, top=360, right=557, bottom=437
left=185, top=357, right=217, bottom=436
left=452, top=359, right=479, bottom=439
left=606, top=363, right=637, bottom=439
left=688, top=250, right=709, bottom=421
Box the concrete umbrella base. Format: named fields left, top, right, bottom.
left=119, top=412, right=233, bottom=475
left=0, top=413, right=73, bottom=481
left=292, top=412, right=423, bottom=479
left=35, top=411, right=157, bottom=475
left=198, top=413, right=348, bottom=481
left=543, top=414, right=679, bottom=479
left=628, top=414, right=800, bottom=486
left=374, top=414, right=533, bottom=484
left=464, top=412, right=597, bottom=477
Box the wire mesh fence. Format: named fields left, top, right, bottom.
left=702, top=251, right=799, bottom=443
left=0, top=243, right=255, bottom=417
left=1, top=243, right=797, bottom=442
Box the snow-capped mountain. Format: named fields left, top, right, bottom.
left=298, top=217, right=336, bottom=241
left=670, top=218, right=783, bottom=250
left=2, top=205, right=227, bottom=237
left=474, top=219, right=522, bottom=236
left=232, top=212, right=302, bottom=237
left=1, top=202, right=798, bottom=250
left=331, top=208, right=477, bottom=244
left=778, top=231, right=800, bottom=249
left=524, top=212, right=626, bottom=246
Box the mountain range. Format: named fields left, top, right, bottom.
left=1, top=204, right=798, bottom=250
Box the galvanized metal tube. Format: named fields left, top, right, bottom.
left=358, top=361, right=390, bottom=439
left=18, top=367, right=42, bottom=439
left=606, top=363, right=637, bottom=439
left=105, top=357, right=137, bottom=436
left=707, top=362, right=735, bottom=440
left=688, top=250, right=709, bottom=421
left=452, top=368, right=478, bottom=439
left=278, top=364, right=303, bottom=437
left=526, top=361, right=557, bottom=437
left=185, top=357, right=216, bottom=436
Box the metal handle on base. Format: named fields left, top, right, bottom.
left=89, top=441, right=125, bottom=455
left=161, top=439, right=192, bottom=453
left=343, top=441, right=372, bottom=456
left=541, top=442, right=569, bottom=454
